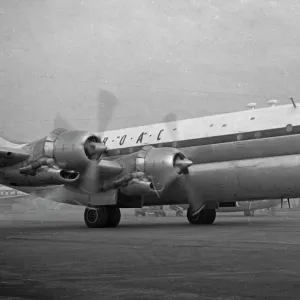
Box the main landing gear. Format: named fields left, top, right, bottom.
left=84, top=206, right=121, bottom=228
left=187, top=207, right=216, bottom=225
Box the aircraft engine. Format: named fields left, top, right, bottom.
left=121, top=145, right=193, bottom=196
left=44, top=129, right=107, bottom=172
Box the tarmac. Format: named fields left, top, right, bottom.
left=1, top=208, right=300, bottom=300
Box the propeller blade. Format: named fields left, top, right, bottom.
left=79, top=160, right=100, bottom=194
left=97, top=89, right=119, bottom=133
left=53, top=113, right=74, bottom=130
left=181, top=172, right=205, bottom=216
left=162, top=112, right=178, bottom=141
left=84, top=142, right=107, bottom=159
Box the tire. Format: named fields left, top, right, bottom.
left=84, top=207, right=108, bottom=228
left=106, top=207, right=121, bottom=228
left=187, top=207, right=216, bottom=225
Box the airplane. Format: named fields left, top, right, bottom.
left=169, top=199, right=282, bottom=217
left=0, top=185, right=64, bottom=213
left=1, top=97, right=300, bottom=229
left=0, top=185, right=31, bottom=213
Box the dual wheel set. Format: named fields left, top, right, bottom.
left=84, top=206, right=121, bottom=228
left=84, top=206, right=217, bottom=228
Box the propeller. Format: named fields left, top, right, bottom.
left=162, top=112, right=178, bottom=141
left=52, top=89, right=119, bottom=194
left=79, top=90, right=118, bottom=193
left=160, top=112, right=205, bottom=216
left=53, top=113, right=74, bottom=130
left=180, top=170, right=205, bottom=216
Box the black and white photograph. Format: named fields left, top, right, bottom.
left=0, top=1, right=300, bottom=299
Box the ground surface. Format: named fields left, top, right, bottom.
left=0, top=209, right=299, bottom=299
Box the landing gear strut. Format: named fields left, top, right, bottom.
left=187, top=207, right=216, bottom=225
left=84, top=206, right=121, bottom=228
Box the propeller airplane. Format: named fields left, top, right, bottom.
left=1, top=95, right=300, bottom=228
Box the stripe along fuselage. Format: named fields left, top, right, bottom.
left=97, top=103, right=300, bottom=207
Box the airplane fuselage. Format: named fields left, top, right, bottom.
left=1, top=103, right=300, bottom=210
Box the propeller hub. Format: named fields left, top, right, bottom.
left=174, top=155, right=193, bottom=174
left=84, top=137, right=107, bottom=159
left=174, top=158, right=193, bottom=170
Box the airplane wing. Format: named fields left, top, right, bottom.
left=0, top=146, right=29, bottom=167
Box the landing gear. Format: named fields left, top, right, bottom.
left=187, top=207, right=216, bottom=225
left=84, top=206, right=121, bottom=228
left=106, top=206, right=121, bottom=227
left=244, top=210, right=254, bottom=217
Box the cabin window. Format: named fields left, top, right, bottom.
left=222, top=124, right=227, bottom=127
left=210, top=124, right=214, bottom=127
left=286, top=124, right=293, bottom=132
left=250, top=117, right=255, bottom=120
left=172, top=142, right=177, bottom=148
left=116, top=149, right=120, bottom=155
left=129, top=147, right=134, bottom=153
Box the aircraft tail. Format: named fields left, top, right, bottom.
left=0, top=132, right=27, bottom=146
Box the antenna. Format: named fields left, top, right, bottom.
left=266, top=99, right=278, bottom=107
left=246, top=103, right=257, bottom=110
left=290, top=97, right=296, bottom=108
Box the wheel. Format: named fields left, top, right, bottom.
left=176, top=210, right=183, bottom=217
left=106, top=206, right=121, bottom=228
left=205, top=209, right=216, bottom=224
left=187, top=207, right=216, bottom=225
left=84, top=207, right=108, bottom=228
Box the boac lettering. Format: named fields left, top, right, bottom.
left=136, top=132, right=145, bottom=144
left=119, top=135, right=127, bottom=146
left=102, top=137, right=108, bottom=145
left=157, top=129, right=164, bottom=141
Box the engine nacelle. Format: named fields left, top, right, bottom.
left=19, top=167, right=80, bottom=186
left=37, top=168, right=80, bottom=185
left=44, top=129, right=106, bottom=172
left=120, top=178, right=155, bottom=196
left=128, top=145, right=191, bottom=194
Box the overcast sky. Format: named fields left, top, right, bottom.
left=0, top=0, right=299, bottom=140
